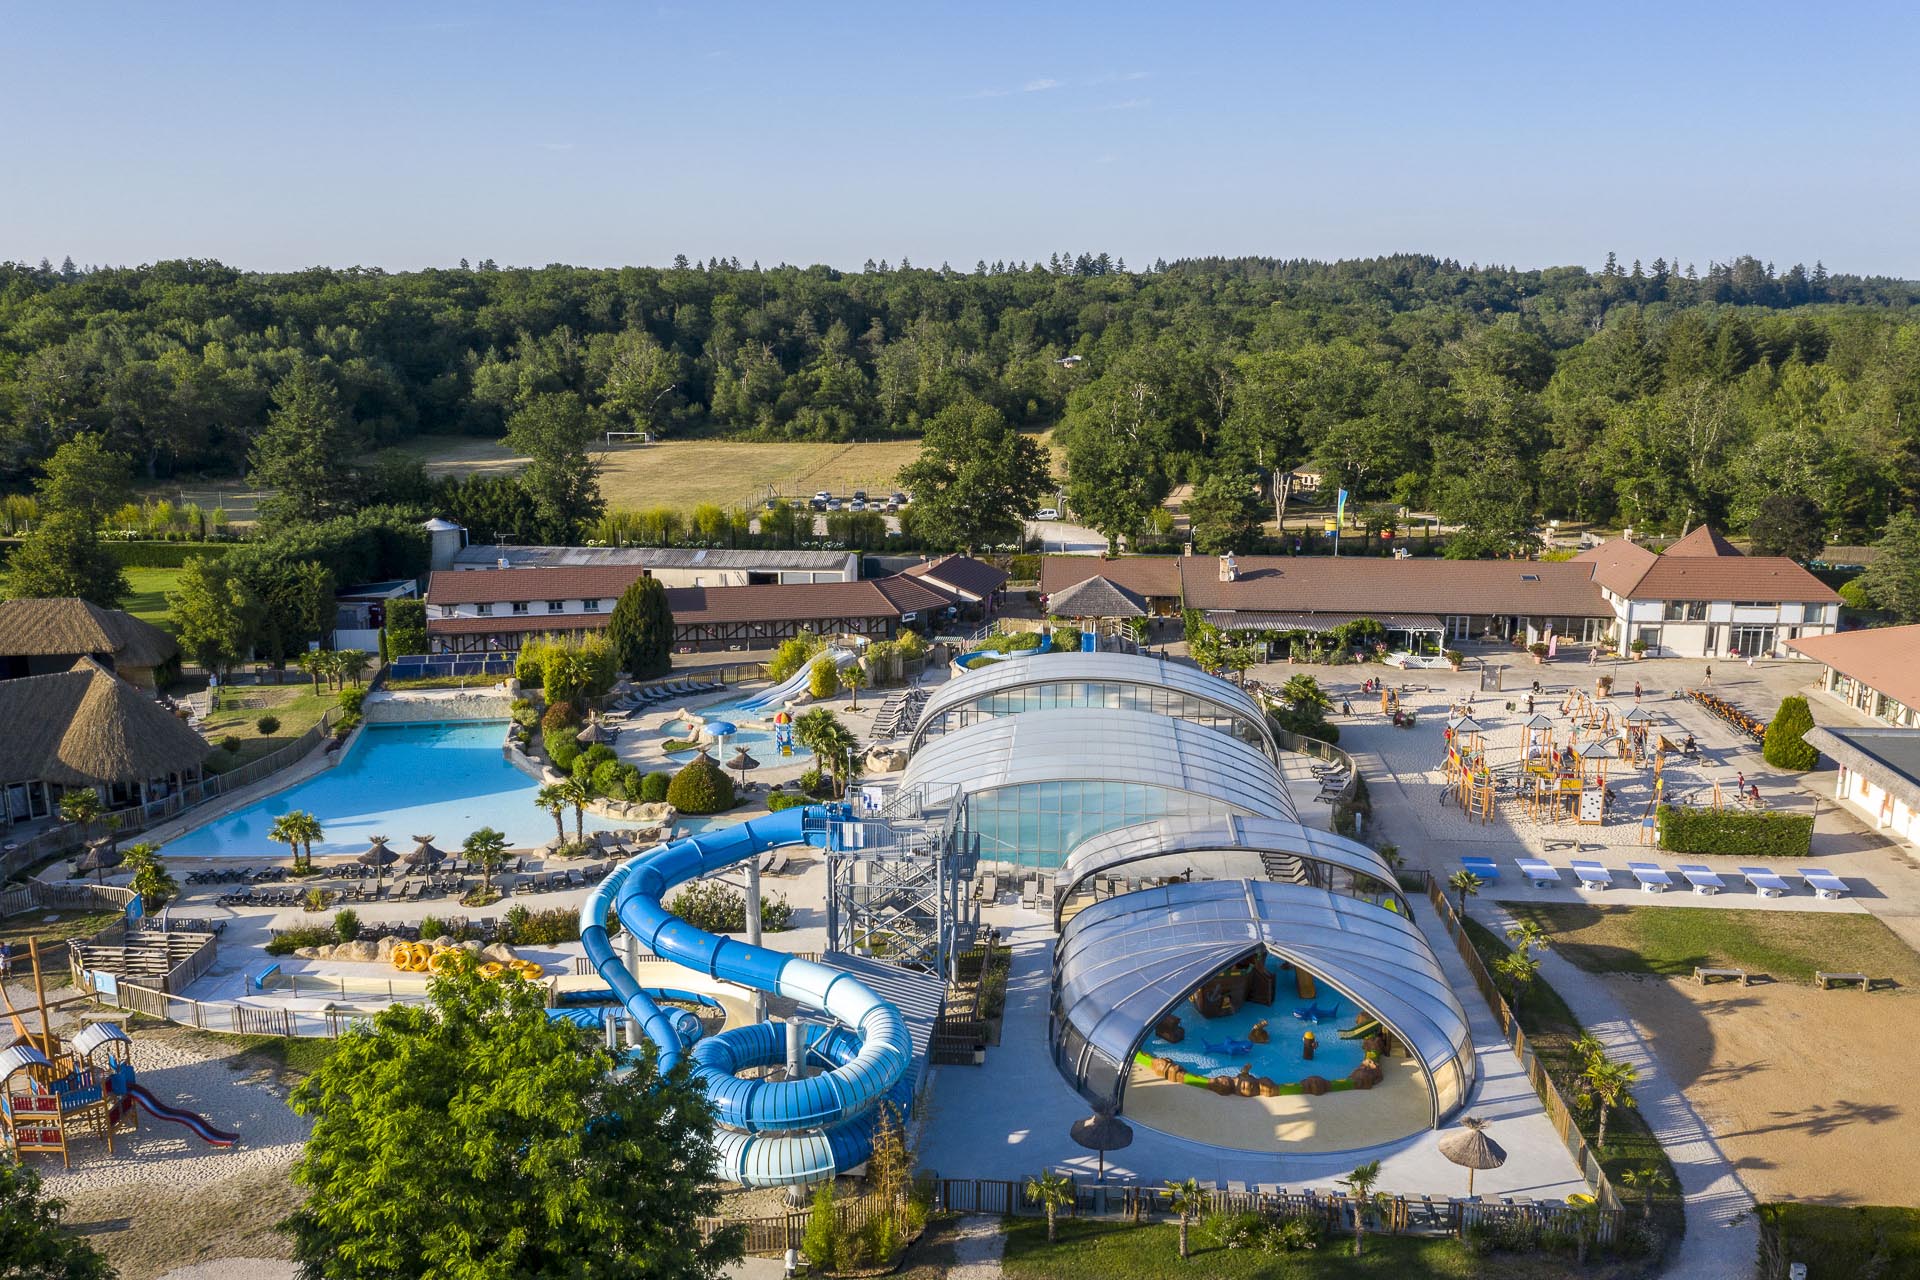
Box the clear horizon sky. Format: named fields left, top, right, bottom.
left=8, top=2, right=1919, bottom=278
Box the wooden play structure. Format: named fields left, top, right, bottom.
left=2, top=935, right=236, bottom=1165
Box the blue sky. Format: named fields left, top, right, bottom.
left=6, top=2, right=1918, bottom=276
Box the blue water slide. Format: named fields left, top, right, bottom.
left=579, top=807, right=913, bottom=1186
left=732, top=647, right=859, bottom=715
left=952, top=628, right=1054, bottom=672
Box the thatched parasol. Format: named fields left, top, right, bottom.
left=403, top=835, right=448, bottom=867
left=1069, top=1105, right=1133, bottom=1183
left=1438, top=1115, right=1506, bottom=1197
left=72, top=840, right=124, bottom=883
left=727, top=746, right=760, bottom=788
left=357, top=836, right=397, bottom=867
left=576, top=721, right=617, bottom=745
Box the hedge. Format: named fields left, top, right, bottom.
left=0, top=538, right=235, bottom=569
left=1656, top=805, right=1815, bottom=858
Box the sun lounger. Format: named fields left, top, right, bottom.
left=765, top=852, right=789, bottom=876
left=1798, top=867, right=1850, bottom=899
left=979, top=873, right=999, bottom=902
left=1571, top=860, right=1612, bottom=890
left=1739, top=866, right=1789, bottom=898
left=1675, top=864, right=1725, bottom=895
left=1461, top=856, right=1500, bottom=882
left=1514, top=857, right=1561, bottom=888
left=1627, top=861, right=1673, bottom=893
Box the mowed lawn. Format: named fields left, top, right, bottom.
left=1760, top=1204, right=1920, bottom=1280
left=1503, top=902, right=1920, bottom=988
left=122, top=566, right=184, bottom=631
left=391, top=431, right=1064, bottom=513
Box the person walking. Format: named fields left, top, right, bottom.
left=1633, top=680, right=1642, bottom=701
left=1704, top=663, right=1712, bottom=686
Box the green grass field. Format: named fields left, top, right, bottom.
left=122, top=565, right=183, bottom=631
left=1463, top=919, right=1685, bottom=1246
left=199, top=687, right=338, bottom=773
left=1760, top=1204, right=1920, bottom=1279
left=999, top=1216, right=1613, bottom=1278
left=1499, top=903, right=1920, bottom=988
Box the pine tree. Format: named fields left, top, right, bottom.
left=606, top=575, right=674, bottom=678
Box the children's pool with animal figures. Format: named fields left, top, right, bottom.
left=1145, top=989, right=1369, bottom=1081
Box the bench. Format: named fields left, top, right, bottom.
left=1815, top=971, right=1870, bottom=991
left=1693, top=966, right=1749, bottom=986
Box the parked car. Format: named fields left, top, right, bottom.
left=826, top=498, right=844, bottom=511
left=1034, top=508, right=1061, bottom=521
left=813, top=490, right=833, bottom=503
left=762, top=497, right=780, bottom=511
left=850, top=498, right=867, bottom=512
left=890, top=491, right=909, bottom=506
left=883, top=496, right=900, bottom=512
left=852, top=489, right=868, bottom=502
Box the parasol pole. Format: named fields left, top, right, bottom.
left=30, top=936, right=53, bottom=1057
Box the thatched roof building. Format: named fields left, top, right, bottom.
left=0, top=597, right=179, bottom=687
left=0, top=659, right=209, bottom=818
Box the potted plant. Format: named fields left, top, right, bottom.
left=1528, top=642, right=1550, bottom=665
left=1444, top=649, right=1464, bottom=672
left=1597, top=673, right=1615, bottom=696
left=1630, top=637, right=1649, bottom=661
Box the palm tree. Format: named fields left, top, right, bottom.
left=1506, top=920, right=1550, bottom=954
left=841, top=661, right=868, bottom=711
left=1578, top=1053, right=1639, bottom=1150
left=558, top=778, right=589, bottom=843
left=535, top=784, right=569, bottom=844
left=1619, top=1166, right=1673, bottom=1220
left=296, top=649, right=327, bottom=694
left=1163, top=1178, right=1209, bottom=1261
left=795, top=708, right=861, bottom=798
left=1447, top=869, right=1483, bottom=915
left=1569, top=1032, right=1606, bottom=1067
left=1493, top=947, right=1541, bottom=1018
left=267, top=810, right=323, bottom=871
left=336, top=650, right=372, bottom=687
left=463, top=827, right=510, bottom=894
left=59, top=788, right=103, bottom=840
left=268, top=811, right=307, bottom=870
left=1023, top=1169, right=1074, bottom=1244
left=1338, top=1159, right=1382, bottom=1257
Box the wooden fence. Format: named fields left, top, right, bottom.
left=0, top=879, right=137, bottom=919
left=1423, top=874, right=1623, bottom=1213
left=707, top=1178, right=1621, bottom=1257
left=74, top=970, right=400, bottom=1039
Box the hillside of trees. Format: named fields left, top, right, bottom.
left=2, top=252, right=1917, bottom=544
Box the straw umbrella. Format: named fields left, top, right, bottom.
left=404, top=834, right=448, bottom=869
left=73, top=840, right=124, bottom=884
left=1438, top=1115, right=1506, bottom=1198
left=358, top=835, right=397, bottom=891
left=726, top=746, right=760, bottom=790
left=1069, top=1105, right=1134, bottom=1184
left=576, top=721, right=617, bottom=746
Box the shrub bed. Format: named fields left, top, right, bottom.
left=1656, top=805, right=1814, bottom=858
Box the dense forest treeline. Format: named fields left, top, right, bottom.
left=2, top=252, right=1918, bottom=543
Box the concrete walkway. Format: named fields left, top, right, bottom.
left=1477, top=902, right=1758, bottom=1280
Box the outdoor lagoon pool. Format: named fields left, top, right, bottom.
left=162, top=720, right=622, bottom=858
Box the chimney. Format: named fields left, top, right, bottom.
left=497, top=556, right=510, bottom=570
left=1218, top=554, right=1238, bottom=583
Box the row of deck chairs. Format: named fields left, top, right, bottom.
left=605, top=677, right=725, bottom=716
left=1311, top=761, right=1350, bottom=803
left=216, top=885, right=338, bottom=908
left=512, top=862, right=614, bottom=896
left=754, top=851, right=794, bottom=876
left=1468, top=855, right=1853, bottom=900
left=185, top=865, right=290, bottom=885
left=869, top=686, right=931, bottom=740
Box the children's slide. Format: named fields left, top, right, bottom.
left=580, top=805, right=912, bottom=1187
left=119, top=1078, right=239, bottom=1147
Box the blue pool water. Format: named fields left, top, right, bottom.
left=1145, top=988, right=1368, bottom=1082
left=162, top=720, right=623, bottom=858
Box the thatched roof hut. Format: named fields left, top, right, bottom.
left=0, top=597, right=179, bottom=686
left=0, top=658, right=210, bottom=788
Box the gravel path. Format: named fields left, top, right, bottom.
left=945, top=1215, right=1007, bottom=1279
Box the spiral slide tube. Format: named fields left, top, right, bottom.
left=580, top=807, right=914, bottom=1186
left=952, top=628, right=1053, bottom=672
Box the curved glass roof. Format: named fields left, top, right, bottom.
left=1052, top=815, right=1409, bottom=929
left=897, top=707, right=1296, bottom=824
left=909, top=652, right=1276, bottom=759
left=1050, top=879, right=1474, bottom=1125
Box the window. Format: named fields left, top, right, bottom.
left=582, top=598, right=602, bottom=613
left=1665, top=601, right=1707, bottom=621
left=475, top=603, right=493, bottom=617
left=546, top=600, right=566, bottom=612
left=511, top=601, right=530, bottom=615
left=1733, top=601, right=1769, bottom=609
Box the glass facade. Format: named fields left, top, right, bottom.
left=957, top=781, right=1241, bottom=869
left=921, top=679, right=1274, bottom=758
